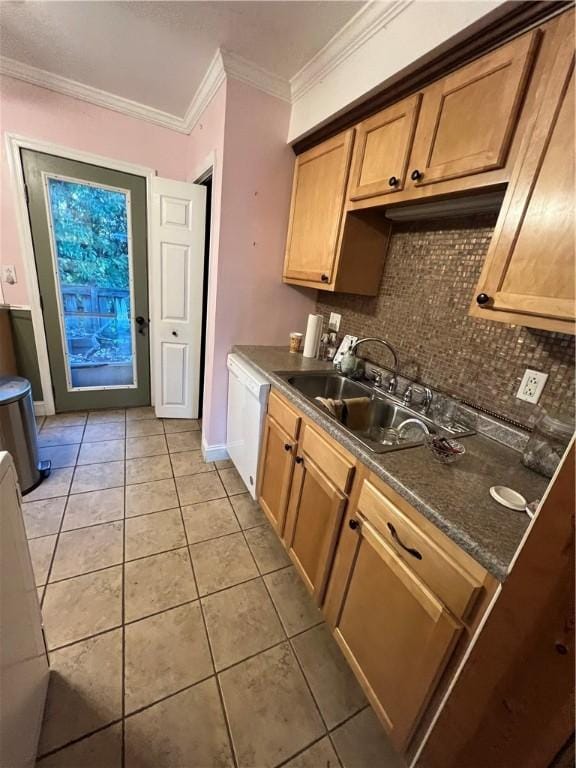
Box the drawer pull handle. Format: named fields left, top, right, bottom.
left=387, top=522, right=422, bottom=560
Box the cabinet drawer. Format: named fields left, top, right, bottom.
left=357, top=480, right=482, bottom=620
left=301, top=424, right=355, bottom=493
left=268, top=391, right=301, bottom=439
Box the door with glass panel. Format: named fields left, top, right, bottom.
left=21, top=150, right=150, bottom=411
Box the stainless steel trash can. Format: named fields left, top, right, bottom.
left=0, top=376, right=50, bottom=494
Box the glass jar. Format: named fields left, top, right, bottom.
left=522, top=410, right=574, bottom=478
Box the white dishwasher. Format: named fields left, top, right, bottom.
left=226, top=354, right=270, bottom=499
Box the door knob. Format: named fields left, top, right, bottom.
left=349, top=519, right=359, bottom=530
left=295, top=456, right=303, bottom=464
left=410, top=169, right=423, bottom=182
left=476, top=293, right=491, bottom=306
left=284, top=443, right=291, bottom=452
left=172, top=331, right=178, bottom=337
left=388, top=176, right=399, bottom=187
left=320, top=274, right=329, bottom=283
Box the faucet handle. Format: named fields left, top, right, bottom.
left=386, top=374, right=398, bottom=394
left=403, top=383, right=433, bottom=412
left=366, top=369, right=383, bottom=387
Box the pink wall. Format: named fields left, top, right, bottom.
left=202, top=79, right=314, bottom=448
left=184, top=82, right=228, bottom=450
left=0, top=73, right=315, bottom=448
left=0, top=75, right=189, bottom=305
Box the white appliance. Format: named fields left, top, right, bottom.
left=0, top=451, right=49, bottom=767
left=226, top=354, right=270, bottom=499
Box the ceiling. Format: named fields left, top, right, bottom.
left=0, top=1, right=365, bottom=116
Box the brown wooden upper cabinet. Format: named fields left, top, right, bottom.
left=346, top=32, right=538, bottom=210
left=283, top=130, right=354, bottom=286
left=470, top=36, right=575, bottom=334
left=348, top=93, right=421, bottom=200
left=283, top=130, right=392, bottom=294
left=407, top=32, right=538, bottom=189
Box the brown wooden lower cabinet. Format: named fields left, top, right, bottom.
left=331, top=514, right=462, bottom=752
left=257, top=389, right=493, bottom=756
left=283, top=452, right=348, bottom=604
left=257, top=414, right=297, bottom=535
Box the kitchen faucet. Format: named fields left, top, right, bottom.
left=350, top=337, right=399, bottom=394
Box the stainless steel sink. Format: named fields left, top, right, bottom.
left=281, top=372, right=371, bottom=401
left=277, top=371, right=441, bottom=454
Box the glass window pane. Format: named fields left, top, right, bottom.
left=46, top=177, right=135, bottom=389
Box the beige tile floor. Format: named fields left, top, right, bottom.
left=28, top=409, right=402, bottom=768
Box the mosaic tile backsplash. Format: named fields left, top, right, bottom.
left=316, top=214, right=575, bottom=430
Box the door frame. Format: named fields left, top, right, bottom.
left=5, top=132, right=156, bottom=415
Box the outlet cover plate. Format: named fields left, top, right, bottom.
left=516, top=368, right=548, bottom=404
left=328, top=312, right=341, bottom=332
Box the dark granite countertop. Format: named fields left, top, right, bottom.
left=233, top=345, right=550, bottom=581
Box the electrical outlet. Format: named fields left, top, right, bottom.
left=1, top=265, right=17, bottom=285
left=328, top=312, right=341, bottom=332
left=516, top=368, right=548, bottom=404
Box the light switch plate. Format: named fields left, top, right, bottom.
left=328, top=312, right=341, bottom=332
left=516, top=369, right=548, bottom=404
left=1, top=265, right=17, bottom=285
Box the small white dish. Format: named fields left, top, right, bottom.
left=489, top=485, right=527, bottom=512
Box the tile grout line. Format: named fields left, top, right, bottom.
left=219, top=469, right=334, bottom=767
left=38, top=431, right=361, bottom=766
left=38, top=414, right=87, bottom=612
left=174, top=461, right=240, bottom=768
left=37, top=717, right=124, bottom=762
left=39, top=526, right=292, bottom=613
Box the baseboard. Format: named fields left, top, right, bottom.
left=201, top=437, right=229, bottom=463
left=34, top=401, right=53, bottom=416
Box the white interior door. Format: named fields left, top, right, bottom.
left=151, top=178, right=206, bottom=418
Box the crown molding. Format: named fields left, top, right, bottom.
left=0, top=47, right=288, bottom=134
left=290, top=0, right=413, bottom=102
left=221, top=49, right=291, bottom=102
left=182, top=49, right=226, bottom=132
left=2, top=4, right=406, bottom=135
left=0, top=56, right=189, bottom=133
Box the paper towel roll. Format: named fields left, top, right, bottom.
left=303, top=314, right=323, bottom=358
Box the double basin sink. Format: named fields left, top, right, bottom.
left=278, top=371, right=473, bottom=454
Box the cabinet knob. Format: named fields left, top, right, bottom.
left=295, top=456, right=303, bottom=464
left=388, top=176, right=399, bottom=187
left=476, top=293, right=491, bottom=306
left=171, top=330, right=178, bottom=337
left=555, top=642, right=568, bottom=655
left=349, top=518, right=360, bottom=530
left=320, top=274, right=329, bottom=283
left=284, top=443, right=291, bottom=452
left=410, top=169, right=423, bottom=182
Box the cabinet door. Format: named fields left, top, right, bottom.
left=284, top=454, right=347, bottom=603
left=283, top=130, right=354, bottom=284
left=472, top=45, right=575, bottom=331
left=257, top=416, right=296, bottom=535
left=408, top=32, right=537, bottom=187
left=348, top=94, right=421, bottom=201
left=333, top=516, right=461, bottom=751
